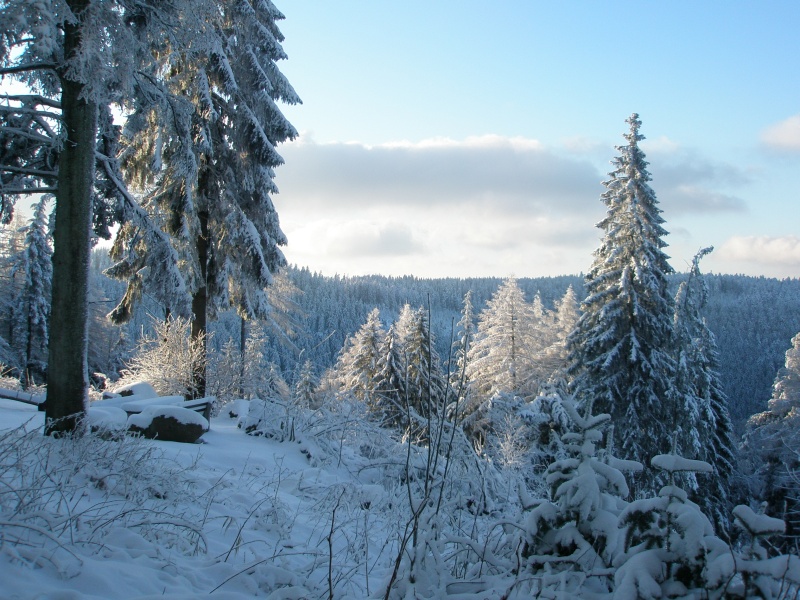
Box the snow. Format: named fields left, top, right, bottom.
left=732, top=504, right=785, bottom=535
left=93, top=395, right=185, bottom=412
left=112, top=381, right=159, bottom=399
left=86, top=405, right=128, bottom=431
left=0, top=402, right=348, bottom=598
left=1, top=398, right=495, bottom=599
left=1, top=397, right=797, bottom=599
left=651, top=453, right=713, bottom=473
left=126, top=405, right=210, bottom=429
left=0, top=386, right=46, bottom=406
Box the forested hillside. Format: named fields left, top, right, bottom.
left=266, top=266, right=800, bottom=431
left=2, top=238, right=797, bottom=432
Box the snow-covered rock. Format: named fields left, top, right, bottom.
left=127, top=405, right=209, bottom=443
left=86, top=405, right=128, bottom=434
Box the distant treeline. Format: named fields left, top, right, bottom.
left=269, top=267, right=800, bottom=431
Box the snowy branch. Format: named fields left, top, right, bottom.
left=0, top=165, right=57, bottom=178
left=0, top=63, right=58, bottom=76
left=0, top=94, right=61, bottom=110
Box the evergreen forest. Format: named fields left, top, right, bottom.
left=1, top=2, right=799, bottom=598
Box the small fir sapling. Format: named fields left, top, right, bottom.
left=718, top=504, right=800, bottom=599
left=615, top=448, right=730, bottom=599
left=522, top=396, right=639, bottom=596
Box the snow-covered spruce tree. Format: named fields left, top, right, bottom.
left=293, top=359, right=318, bottom=408
left=0, top=93, right=59, bottom=219
left=396, top=304, right=448, bottom=421
left=0, top=0, right=202, bottom=433
left=522, top=396, right=639, bottom=596
left=333, top=308, right=386, bottom=408
left=567, top=114, right=679, bottom=494
left=673, top=247, right=737, bottom=536
left=615, top=452, right=730, bottom=599
left=372, top=324, right=408, bottom=428
left=742, top=331, right=800, bottom=553
left=0, top=214, right=28, bottom=373
left=116, top=0, right=301, bottom=398
left=449, top=290, right=475, bottom=411
left=555, top=285, right=580, bottom=341
left=13, top=196, right=53, bottom=387
left=724, top=504, right=800, bottom=598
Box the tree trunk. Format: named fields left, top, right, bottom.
left=239, top=316, right=247, bottom=398
left=45, top=0, right=97, bottom=435
left=190, top=209, right=209, bottom=399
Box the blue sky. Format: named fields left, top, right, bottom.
left=271, top=2, right=800, bottom=279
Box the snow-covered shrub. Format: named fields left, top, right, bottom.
left=241, top=398, right=296, bottom=441
left=713, top=505, right=800, bottom=599
left=114, top=316, right=205, bottom=399
left=519, top=397, right=638, bottom=597
left=615, top=453, right=730, bottom=599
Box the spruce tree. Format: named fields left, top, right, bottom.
left=396, top=305, right=447, bottom=420
left=373, top=324, right=408, bottom=427
left=567, top=114, right=678, bottom=493
left=14, top=196, right=53, bottom=387
left=334, top=308, right=386, bottom=407
left=524, top=397, right=635, bottom=591
left=0, top=0, right=205, bottom=432
left=293, top=359, right=318, bottom=408
left=114, top=0, right=300, bottom=398
left=742, top=331, right=800, bottom=552
left=673, top=247, right=736, bottom=535
left=449, top=290, right=475, bottom=415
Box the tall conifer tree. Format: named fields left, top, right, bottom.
left=0, top=0, right=203, bottom=432
left=114, top=0, right=300, bottom=398
left=673, top=247, right=736, bottom=534
left=567, top=114, right=678, bottom=493
left=15, top=197, right=53, bottom=387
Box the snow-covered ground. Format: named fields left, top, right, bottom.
left=0, top=398, right=443, bottom=599
left=4, top=395, right=800, bottom=600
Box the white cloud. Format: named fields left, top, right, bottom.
left=644, top=147, right=749, bottom=215
left=642, top=135, right=681, bottom=154
left=666, top=185, right=746, bottom=214
left=272, top=135, right=764, bottom=277
left=761, top=115, right=800, bottom=152
left=278, top=135, right=601, bottom=214
left=718, top=235, right=800, bottom=266
left=325, top=221, right=424, bottom=257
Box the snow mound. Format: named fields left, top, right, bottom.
left=227, top=398, right=250, bottom=418
left=112, top=381, right=158, bottom=399
left=87, top=405, right=128, bottom=431
left=651, top=454, right=713, bottom=473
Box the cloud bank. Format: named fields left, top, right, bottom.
left=272, top=135, right=771, bottom=277
left=718, top=235, right=800, bottom=267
